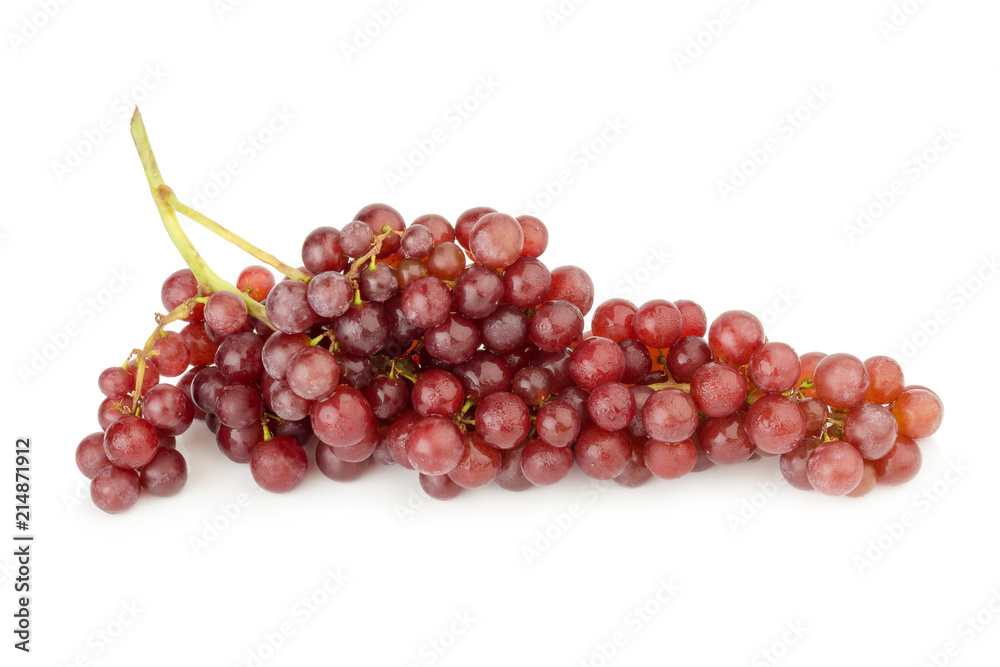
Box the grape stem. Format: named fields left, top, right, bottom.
left=346, top=228, right=395, bottom=280
left=129, top=108, right=269, bottom=324
left=646, top=381, right=692, bottom=393
left=130, top=297, right=201, bottom=413
left=161, top=191, right=311, bottom=283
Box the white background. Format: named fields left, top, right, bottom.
left=3, top=1, right=999, bottom=665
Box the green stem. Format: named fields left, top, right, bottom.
left=646, top=381, right=692, bottom=393
left=129, top=108, right=269, bottom=324
left=163, top=192, right=310, bottom=283
left=131, top=299, right=198, bottom=412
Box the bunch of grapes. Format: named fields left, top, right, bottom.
left=76, top=200, right=944, bottom=513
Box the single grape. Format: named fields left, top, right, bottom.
left=104, top=415, right=159, bottom=469
left=427, top=241, right=467, bottom=281
left=395, top=257, right=429, bottom=290
left=76, top=432, right=111, bottom=479
left=503, top=256, right=551, bottom=308
left=642, top=389, right=699, bottom=443
left=799, top=397, right=828, bottom=436
left=333, top=302, right=390, bottom=356
left=843, top=402, right=898, bottom=460
left=494, top=443, right=532, bottom=491
left=892, top=388, right=944, bottom=439
left=480, top=305, right=530, bottom=355
left=140, top=448, right=187, bottom=497
left=251, top=435, right=308, bottom=493
left=535, top=400, right=581, bottom=448
left=516, top=215, right=548, bottom=257
left=411, top=369, right=465, bottom=418
left=406, top=417, right=464, bottom=475
left=424, top=313, right=481, bottom=364
left=574, top=425, right=631, bottom=480
left=511, top=366, right=553, bottom=406
left=311, top=386, right=374, bottom=447
left=797, top=351, right=826, bottom=397
left=814, top=353, right=871, bottom=409
left=632, top=299, right=683, bottom=349
left=453, top=265, right=504, bottom=319
left=306, top=271, right=354, bottom=319
left=588, top=382, right=636, bottom=431
left=806, top=440, right=864, bottom=496
left=529, top=300, right=584, bottom=352
left=302, top=227, right=348, bottom=274
left=214, top=384, right=263, bottom=429
left=707, top=310, right=766, bottom=366
left=864, top=355, right=905, bottom=404
left=745, top=394, right=807, bottom=454
left=690, top=361, right=747, bottom=418
left=265, top=280, right=316, bottom=334
left=98, top=396, right=133, bottom=431
left=262, top=332, right=310, bottom=380
left=614, top=436, right=654, bottom=488
left=619, top=339, right=653, bottom=384
left=190, top=366, right=229, bottom=414
left=662, top=337, right=709, bottom=384
left=161, top=268, right=203, bottom=321
left=179, top=322, right=218, bottom=366
left=697, top=414, right=755, bottom=465
left=126, top=357, right=159, bottom=396
left=400, top=223, right=434, bottom=258
left=386, top=410, right=421, bottom=469
left=546, top=265, right=595, bottom=315
left=355, top=203, right=405, bottom=258
left=205, top=290, right=249, bottom=335
left=873, top=435, right=922, bottom=485
left=521, top=440, right=575, bottom=486
left=90, top=465, right=141, bottom=513
left=591, top=298, right=636, bottom=343
left=358, top=261, right=399, bottom=303
left=846, top=461, right=878, bottom=498
left=98, top=366, right=132, bottom=399
left=286, top=346, right=340, bottom=401
left=448, top=432, right=501, bottom=488
left=237, top=265, right=275, bottom=302
left=476, top=392, right=531, bottom=450
left=332, top=421, right=380, bottom=462
left=420, top=473, right=464, bottom=500
left=674, top=299, right=707, bottom=338
left=273, top=417, right=314, bottom=446
left=142, top=384, right=194, bottom=435
left=453, top=351, right=512, bottom=403
left=748, top=342, right=801, bottom=394
left=569, top=337, right=625, bottom=390
left=149, top=331, right=191, bottom=378
left=215, top=332, right=265, bottom=383
left=401, top=276, right=452, bottom=329
left=336, top=353, right=374, bottom=389
left=339, top=220, right=376, bottom=257
left=363, top=374, right=411, bottom=421
left=316, top=444, right=370, bottom=482
left=470, top=212, right=524, bottom=268
left=644, top=438, right=698, bottom=480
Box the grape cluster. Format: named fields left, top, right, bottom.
left=76, top=204, right=944, bottom=512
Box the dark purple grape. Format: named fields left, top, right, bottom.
left=665, top=336, right=712, bottom=384
left=333, top=302, right=390, bottom=356
left=619, top=339, right=653, bottom=384
left=301, top=226, right=347, bottom=274
left=214, top=332, right=265, bottom=383
left=424, top=313, right=481, bottom=364
left=453, top=265, right=503, bottom=319
left=480, top=305, right=529, bottom=355
left=336, top=353, right=373, bottom=389
left=453, top=351, right=512, bottom=403
left=511, top=366, right=553, bottom=406
left=358, top=262, right=399, bottom=303
left=363, top=374, right=411, bottom=420
left=529, top=300, right=583, bottom=352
